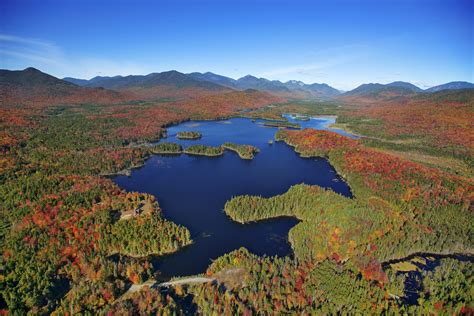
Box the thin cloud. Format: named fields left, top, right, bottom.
left=259, top=44, right=370, bottom=82
left=261, top=55, right=354, bottom=78
left=0, top=33, right=66, bottom=69
left=0, top=34, right=148, bottom=79
left=0, top=34, right=61, bottom=52
left=0, top=49, right=64, bottom=67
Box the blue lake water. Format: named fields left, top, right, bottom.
left=113, top=116, right=353, bottom=278
left=282, top=114, right=358, bottom=138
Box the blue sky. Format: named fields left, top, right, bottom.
left=0, top=0, right=472, bottom=90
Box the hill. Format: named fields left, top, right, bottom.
left=343, top=81, right=473, bottom=99
left=386, top=81, right=423, bottom=92
left=188, top=72, right=239, bottom=88
left=342, top=83, right=416, bottom=99
left=1, top=67, right=76, bottom=88
left=425, top=81, right=474, bottom=92
left=0, top=67, right=131, bottom=107
left=304, top=82, right=341, bottom=98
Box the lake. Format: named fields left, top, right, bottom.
left=113, top=116, right=353, bottom=278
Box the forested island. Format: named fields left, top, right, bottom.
left=222, top=142, right=259, bottom=159
left=184, top=144, right=224, bottom=156
left=176, top=131, right=202, bottom=140
left=149, top=142, right=260, bottom=160
left=262, top=121, right=301, bottom=129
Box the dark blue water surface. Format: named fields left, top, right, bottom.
left=113, top=116, right=353, bottom=278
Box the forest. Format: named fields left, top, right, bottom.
left=0, top=85, right=279, bottom=313
left=150, top=142, right=183, bottom=154
left=176, top=131, right=202, bottom=140
left=1, top=73, right=473, bottom=314
left=219, top=128, right=473, bottom=313
left=183, top=145, right=224, bottom=157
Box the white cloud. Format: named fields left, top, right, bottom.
left=258, top=44, right=370, bottom=85
left=0, top=34, right=62, bottom=53
left=0, top=34, right=66, bottom=69
left=0, top=34, right=149, bottom=79
left=260, top=56, right=354, bottom=78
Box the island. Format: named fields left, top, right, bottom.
left=184, top=144, right=224, bottom=156
left=293, top=115, right=310, bottom=121
left=263, top=121, right=301, bottom=129
left=176, top=131, right=202, bottom=140
left=222, top=142, right=260, bottom=160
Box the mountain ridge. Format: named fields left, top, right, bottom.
left=64, top=71, right=473, bottom=99
left=425, top=81, right=474, bottom=92
left=0, top=67, right=132, bottom=106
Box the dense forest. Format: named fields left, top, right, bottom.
left=150, top=142, right=183, bottom=154
left=183, top=145, right=224, bottom=157
left=176, top=131, right=202, bottom=140
left=109, top=248, right=473, bottom=314
left=0, top=73, right=280, bottom=314
left=222, top=142, right=260, bottom=160
left=1, top=68, right=473, bottom=314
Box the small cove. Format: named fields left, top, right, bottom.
left=113, top=116, right=353, bottom=278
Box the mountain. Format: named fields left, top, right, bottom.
left=386, top=81, right=423, bottom=92
left=63, top=70, right=232, bottom=99
left=62, top=77, right=90, bottom=86
left=343, top=81, right=474, bottom=99
left=2, top=67, right=76, bottom=88
left=425, top=81, right=474, bottom=92
left=343, top=82, right=422, bottom=99
left=70, top=70, right=228, bottom=91
left=344, top=83, right=411, bottom=95
left=305, top=83, right=341, bottom=98
left=236, top=75, right=290, bottom=92
left=65, top=70, right=343, bottom=100
left=188, top=72, right=341, bottom=99
left=188, top=72, right=238, bottom=88
left=1, top=67, right=130, bottom=106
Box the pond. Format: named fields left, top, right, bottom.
left=383, top=253, right=474, bottom=305
left=113, top=116, right=353, bottom=279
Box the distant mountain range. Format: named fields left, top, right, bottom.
left=342, top=81, right=473, bottom=98
left=63, top=71, right=473, bottom=99
left=64, top=71, right=341, bottom=99
left=65, top=70, right=227, bottom=91
left=1, top=67, right=471, bottom=106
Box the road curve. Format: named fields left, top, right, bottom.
left=157, top=277, right=216, bottom=287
